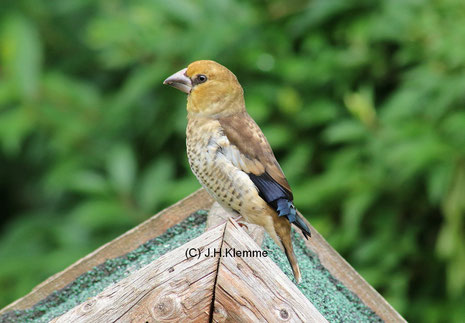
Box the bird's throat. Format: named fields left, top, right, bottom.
left=187, top=93, right=245, bottom=118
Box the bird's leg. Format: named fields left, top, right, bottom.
left=232, top=215, right=249, bottom=230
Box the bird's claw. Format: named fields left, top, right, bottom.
left=232, top=215, right=249, bottom=230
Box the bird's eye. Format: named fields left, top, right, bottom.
left=197, top=74, right=207, bottom=83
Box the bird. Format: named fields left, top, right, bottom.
left=163, top=60, right=311, bottom=283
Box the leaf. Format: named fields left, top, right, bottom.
left=276, top=86, right=303, bottom=116
left=135, top=157, right=174, bottom=213
left=323, top=120, right=367, bottom=144
left=69, top=199, right=134, bottom=233
left=106, top=144, right=137, bottom=195
left=68, top=170, right=111, bottom=196
left=262, top=124, right=293, bottom=149
left=340, top=190, right=376, bottom=246
left=0, top=107, right=33, bottom=155
left=427, top=164, right=453, bottom=204
left=0, top=14, right=42, bottom=100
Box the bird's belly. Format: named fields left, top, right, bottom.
left=186, top=138, right=265, bottom=223
left=188, top=144, right=242, bottom=210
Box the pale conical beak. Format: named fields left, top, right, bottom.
left=163, top=68, right=192, bottom=94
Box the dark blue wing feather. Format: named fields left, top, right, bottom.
left=248, top=172, right=311, bottom=239
left=248, top=172, right=291, bottom=202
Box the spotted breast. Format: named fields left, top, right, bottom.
left=186, top=116, right=267, bottom=222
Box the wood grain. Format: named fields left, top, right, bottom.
left=0, top=188, right=214, bottom=314
left=50, top=222, right=225, bottom=323
left=1, top=188, right=405, bottom=322
left=213, top=219, right=327, bottom=323
left=206, top=201, right=265, bottom=246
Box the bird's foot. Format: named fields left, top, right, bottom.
left=232, top=215, right=249, bottom=230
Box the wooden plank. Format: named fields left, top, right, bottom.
left=298, top=213, right=406, bottom=322
left=0, top=188, right=214, bottom=314
left=1, top=187, right=405, bottom=322
left=50, top=222, right=226, bottom=323
left=206, top=201, right=265, bottom=246
left=206, top=203, right=404, bottom=321
left=213, top=219, right=327, bottom=323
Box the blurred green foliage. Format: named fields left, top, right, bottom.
left=0, top=0, right=464, bottom=321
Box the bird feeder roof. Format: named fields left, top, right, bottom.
left=0, top=189, right=404, bottom=322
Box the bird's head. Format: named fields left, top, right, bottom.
left=163, top=60, right=245, bottom=117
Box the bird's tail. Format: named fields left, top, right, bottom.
left=269, top=207, right=303, bottom=284
left=281, top=234, right=302, bottom=284
left=276, top=199, right=311, bottom=239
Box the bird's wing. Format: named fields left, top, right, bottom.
left=217, top=111, right=293, bottom=202
left=217, top=111, right=311, bottom=239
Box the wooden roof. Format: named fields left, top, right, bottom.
left=0, top=189, right=405, bottom=322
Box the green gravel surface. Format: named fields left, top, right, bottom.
left=0, top=210, right=208, bottom=323
left=1, top=210, right=383, bottom=322
left=263, top=230, right=383, bottom=322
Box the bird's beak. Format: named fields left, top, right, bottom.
left=163, top=68, right=192, bottom=94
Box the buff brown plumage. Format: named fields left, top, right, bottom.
left=163, top=60, right=311, bottom=283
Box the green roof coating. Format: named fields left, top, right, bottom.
left=0, top=211, right=208, bottom=323
left=264, top=231, right=382, bottom=322
left=0, top=210, right=382, bottom=323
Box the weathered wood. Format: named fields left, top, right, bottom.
left=1, top=188, right=405, bottom=322
left=207, top=205, right=404, bottom=322
left=213, top=219, right=327, bottom=323
left=206, top=201, right=265, bottom=246
left=299, top=214, right=406, bottom=323
left=0, top=188, right=214, bottom=314
left=48, top=217, right=329, bottom=323
left=206, top=201, right=233, bottom=229
left=50, top=222, right=225, bottom=323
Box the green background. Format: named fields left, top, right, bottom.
left=1, top=0, right=464, bottom=321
